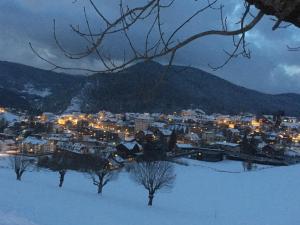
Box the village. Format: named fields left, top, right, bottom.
left=1, top=106, right=300, bottom=169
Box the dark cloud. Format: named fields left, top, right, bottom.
left=0, top=0, right=299, bottom=93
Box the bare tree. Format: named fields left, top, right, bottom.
left=36, top=153, right=69, bottom=188
left=130, top=161, right=176, bottom=206
left=58, top=169, right=67, bottom=187
left=242, top=160, right=256, bottom=171
left=246, top=0, right=300, bottom=29
left=30, top=0, right=299, bottom=73
left=54, top=153, right=69, bottom=188
left=88, top=160, right=118, bottom=195
left=10, top=156, right=32, bottom=181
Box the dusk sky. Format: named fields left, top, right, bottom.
left=0, top=0, right=299, bottom=94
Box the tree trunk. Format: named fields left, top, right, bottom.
left=59, top=171, right=66, bottom=188
left=148, top=192, right=154, bottom=206
left=246, top=0, right=300, bottom=28
left=97, top=174, right=105, bottom=195
left=16, top=169, right=22, bottom=181
left=16, top=173, right=21, bottom=181
left=97, top=184, right=103, bottom=194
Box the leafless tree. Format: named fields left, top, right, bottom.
left=246, top=0, right=300, bottom=29
left=10, top=156, right=33, bottom=181
left=30, top=0, right=300, bottom=73
left=88, top=161, right=118, bottom=195
left=58, top=169, right=67, bottom=187
left=55, top=154, right=69, bottom=188
left=130, top=161, right=176, bottom=206
left=242, top=160, right=256, bottom=171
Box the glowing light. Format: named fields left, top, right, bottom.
left=229, top=124, right=235, bottom=129
left=251, top=120, right=260, bottom=127
left=58, top=118, right=66, bottom=125
left=0, top=107, right=6, bottom=113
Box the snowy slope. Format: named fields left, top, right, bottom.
left=0, top=112, right=20, bottom=123
left=21, top=83, right=52, bottom=98
left=0, top=158, right=300, bottom=225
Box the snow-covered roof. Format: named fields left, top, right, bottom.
left=124, top=136, right=135, bottom=142
left=23, top=136, right=48, bottom=145
left=285, top=150, right=300, bottom=157
left=142, top=130, right=154, bottom=135
left=186, top=132, right=200, bottom=141
left=152, top=122, right=166, bottom=128
left=0, top=112, right=20, bottom=123
left=113, top=155, right=125, bottom=163
left=228, top=128, right=240, bottom=133
left=159, top=129, right=172, bottom=136
left=57, top=141, right=86, bottom=154
left=258, top=142, right=267, bottom=149
left=121, top=141, right=142, bottom=150
left=267, top=132, right=278, bottom=136
left=3, top=139, right=15, bottom=145
left=241, top=117, right=254, bottom=122
left=176, top=143, right=194, bottom=149
left=281, top=122, right=300, bottom=129
left=215, top=142, right=239, bottom=147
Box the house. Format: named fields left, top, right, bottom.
left=195, top=150, right=224, bottom=162
left=262, top=144, right=284, bottom=158
left=214, top=141, right=240, bottom=152
left=20, top=136, right=54, bottom=155
left=202, top=131, right=216, bottom=144
left=265, top=132, right=278, bottom=144
left=185, top=132, right=201, bottom=145
left=93, top=129, right=119, bottom=142
left=107, top=153, right=126, bottom=169
left=57, top=141, right=89, bottom=155
left=135, top=130, right=155, bottom=142
left=0, top=139, right=16, bottom=152
left=116, top=141, right=142, bottom=159
left=175, top=143, right=196, bottom=151
left=134, top=115, right=154, bottom=133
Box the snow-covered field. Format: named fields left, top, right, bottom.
left=0, top=157, right=300, bottom=225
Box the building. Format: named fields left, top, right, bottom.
left=116, top=141, right=142, bottom=159
left=202, top=131, right=216, bottom=144
left=195, top=150, right=224, bottom=162
left=134, top=115, right=154, bottom=133
left=214, top=141, right=240, bottom=152
left=20, top=136, right=55, bottom=155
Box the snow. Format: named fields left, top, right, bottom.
left=215, top=141, right=240, bottom=147
left=57, top=142, right=86, bottom=154
left=64, top=97, right=82, bottom=113
left=22, top=83, right=52, bottom=98
left=0, top=112, right=20, bottom=123
left=159, top=128, right=172, bottom=136
left=0, top=140, right=15, bottom=152
left=176, top=143, right=194, bottom=149
left=0, top=211, right=38, bottom=225
left=23, top=137, right=47, bottom=145
left=121, top=141, right=142, bottom=150
left=0, top=157, right=300, bottom=225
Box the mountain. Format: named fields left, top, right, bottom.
left=0, top=88, right=31, bottom=110
left=1, top=60, right=300, bottom=116
left=0, top=61, right=85, bottom=113
left=81, top=61, right=300, bottom=115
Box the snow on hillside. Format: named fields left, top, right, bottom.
left=0, top=112, right=20, bottom=123
left=64, top=97, right=82, bottom=113
left=22, top=83, right=52, bottom=98
left=0, top=158, right=300, bottom=225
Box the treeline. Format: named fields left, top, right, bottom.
left=9, top=152, right=176, bottom=207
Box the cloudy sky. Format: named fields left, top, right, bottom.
left=0, top=0, right=299, bottom=94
